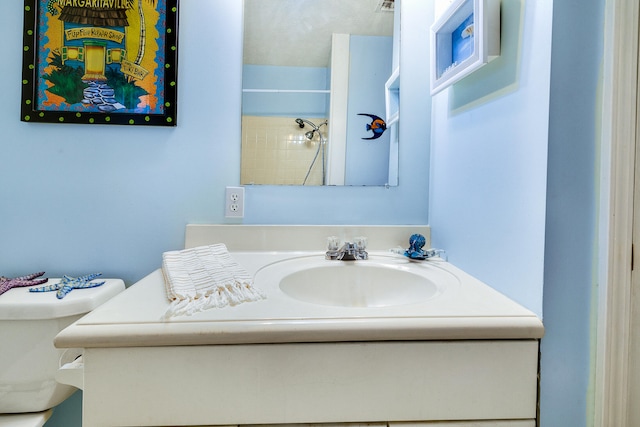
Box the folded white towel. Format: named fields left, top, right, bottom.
left=161, top=244, right=265, bottom=319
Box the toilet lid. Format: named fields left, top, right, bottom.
left=0, top=409, right=52, bottom=427
left=0, top=278, right=125, bottom=320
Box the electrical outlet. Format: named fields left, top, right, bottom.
left=225, top=186, right=245, bottom=218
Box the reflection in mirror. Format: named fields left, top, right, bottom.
left=241, top=0, right=400, bottom=186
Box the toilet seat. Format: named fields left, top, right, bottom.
left=0, top=409, right=52, bottom=427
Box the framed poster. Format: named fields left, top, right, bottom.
left=21, top=0, right=179, bottom=126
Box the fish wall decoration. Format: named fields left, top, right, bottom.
left=358, top=113, right=387, bottom=140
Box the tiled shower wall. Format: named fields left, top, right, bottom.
left=241, top=116, right=328, bottom=186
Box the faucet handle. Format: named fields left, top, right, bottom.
left=327, top=236, right=340, bottom=251
left=424, top=248, right=448, bottom=261
left=353, top=236, right=367, bottom=250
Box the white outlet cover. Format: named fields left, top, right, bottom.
left=225, top=186, right=245, bottom=218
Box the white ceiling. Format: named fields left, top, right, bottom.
left=243, top=0, right=395, bottom=68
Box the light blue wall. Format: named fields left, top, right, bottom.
left=429, top=0, right=552, bottom=318
left=540, top=0, right=603, bottom=425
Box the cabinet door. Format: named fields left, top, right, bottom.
left=83, top=341, right=539, bottom=426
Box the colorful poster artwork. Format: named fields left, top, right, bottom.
left=21, top=0, right=178, bottom=126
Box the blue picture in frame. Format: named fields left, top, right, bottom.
left=452, top=13, right=474, bottom=65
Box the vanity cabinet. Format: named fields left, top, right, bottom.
left=55, top=225, right=543, bottom=427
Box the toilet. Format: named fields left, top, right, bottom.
left=0, top=277, right=125, bottom=427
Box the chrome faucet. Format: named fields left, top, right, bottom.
left=326, top=237, right=368, bottom=261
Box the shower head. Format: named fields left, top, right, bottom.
left=295, top=117, right=320, bottom=131
left=305, top=130, right=316, bottom=140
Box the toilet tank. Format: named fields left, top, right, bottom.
left=0, top=278, right=125, bottom=413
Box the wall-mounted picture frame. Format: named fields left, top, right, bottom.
left=21, top=0, right=179, bottom=126
left=430, top=0, right=500, bottom=96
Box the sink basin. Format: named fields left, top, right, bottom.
left=277, top=259, right=441, bottom=307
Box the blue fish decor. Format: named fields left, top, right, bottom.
left=358, top=113, right=387, bottom=140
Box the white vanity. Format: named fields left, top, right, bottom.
left=54, top=225, right=543, bottom=427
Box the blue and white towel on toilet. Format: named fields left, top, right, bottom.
left=161, top=243, right=265, bottom=319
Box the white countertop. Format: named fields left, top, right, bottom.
left=54, top=251, right=544, bottom=348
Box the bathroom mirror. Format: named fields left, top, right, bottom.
left=241, top=0, right=400, bottom=186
